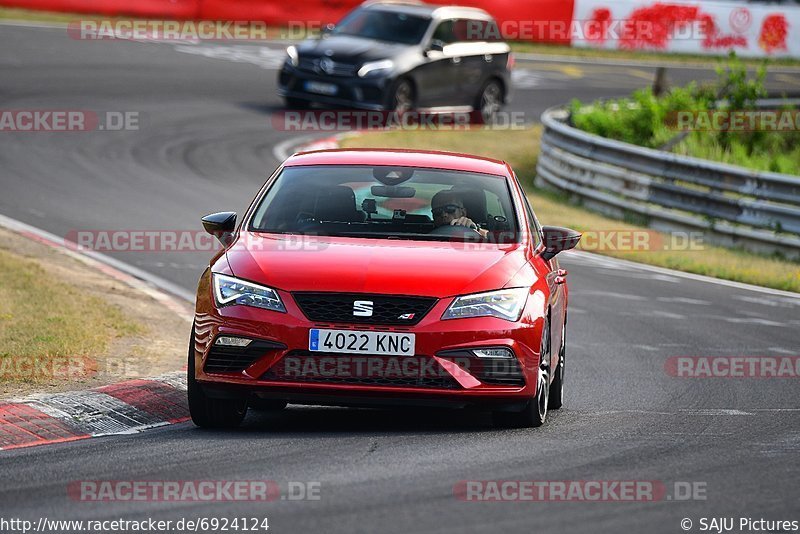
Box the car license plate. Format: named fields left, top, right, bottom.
left=309, top=329, right=415, bottom=356
left=304, top=81, right=338, bottom=95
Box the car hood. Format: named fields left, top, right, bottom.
left=297, top=35, right=408, bottom=63
left=225, top=233, right=529, bottom=298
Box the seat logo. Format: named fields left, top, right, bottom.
left=353, top=300, right=374, bottom=317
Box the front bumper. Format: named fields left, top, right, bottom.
left=277, top=64, right=390, bottom=110
left=193, top=278, right=545, bottom=409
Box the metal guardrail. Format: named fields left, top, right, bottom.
left=536, top=102, right=800, bottom=258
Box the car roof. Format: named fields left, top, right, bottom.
left=284, top=148, right=511, bottom=176
left=361, top=1, right=493, bottom=21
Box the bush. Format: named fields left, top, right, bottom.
left=569, top=54, right=799, bottom=175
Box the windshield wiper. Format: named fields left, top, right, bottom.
left=329, top=231, right=452, bottom=241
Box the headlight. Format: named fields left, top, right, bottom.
left=442, top=288, right=528, bottom=321
left=358, top=59, right=393, bottom=77
left=285, top=45, right=299, bottom=67
left=213, top=273, right=286, bottom=313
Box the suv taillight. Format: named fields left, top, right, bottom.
left=507, top=53, right=516, bottom=70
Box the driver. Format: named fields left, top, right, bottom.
left=431, top=190, right=488, bottom=238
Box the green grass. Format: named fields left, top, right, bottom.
left=341, top=126, right=800, bottom=293
left=671, top=131, right=800, bottom=175
left=0, top=249, right=143, bottom=383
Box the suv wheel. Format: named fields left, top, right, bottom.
left=388, top=78, right=415, bottom=113
left=476, top=80, right=503, bottom=124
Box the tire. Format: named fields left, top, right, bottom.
left=284, top=97, right=311, bottom=109
left=475, top=79, right=503, bottom=125
left=188, top=326, right=248, bottom=429
left=548, top=315, right=566, bottom=410
left=249, top=399, right=288, bottom=412
left=387, top=78, right=415, bottom=113
left=493, top=316, right=550, bottom=428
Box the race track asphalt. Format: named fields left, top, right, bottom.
left=1, top=24, right=799, bottom=534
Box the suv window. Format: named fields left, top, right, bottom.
left=432, top=19, right=502, bottom=45
left=431, top=19, right=456, bottom=44
left=460, top=19, right=503, bottom=42
left=333, top=8, right=431, bottom=45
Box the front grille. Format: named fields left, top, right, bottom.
left=204, top=339, right=286, bottom=373
left=261, top=351, right=461, bottom=389
left=293, top=293, right=437, bottom=326
left=298, top=57, right=356, bottom=77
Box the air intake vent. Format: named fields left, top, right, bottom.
left=437, top=350, right=526, bottom=387
left=204, top=339, right=286, bottom=373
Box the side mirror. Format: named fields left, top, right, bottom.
left=202, top=211, right=237, bottom=245
left=539, top=226, right=581, bottom=261
left=426, top=40, right=445, bottom=55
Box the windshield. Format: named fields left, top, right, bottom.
left=333, top=9, right=431, bottom=45
left=249, top=165, right=520, bottom=242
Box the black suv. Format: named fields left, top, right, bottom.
left=277, top=0, right=513, bottom=120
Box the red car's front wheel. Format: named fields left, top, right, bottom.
left=492, top=317, right=551, bottom=428
left=549, top=316, right=567, bottom=410
left=188, top=326, right=248, bottom=429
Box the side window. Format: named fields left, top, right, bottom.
left=452, top=19, right=470, bottom=43
left=431, top=20, right=455, bottom=45
left=457, top=19, right=503, bottom=43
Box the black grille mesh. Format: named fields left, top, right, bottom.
left=204, top=339, right=286, bottom=373
left=292, top=293, right=437, bottom=325
left=437, top=352, right=526, bottom=387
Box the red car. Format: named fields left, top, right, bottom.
left=189, top=149, right=580, bottom=428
